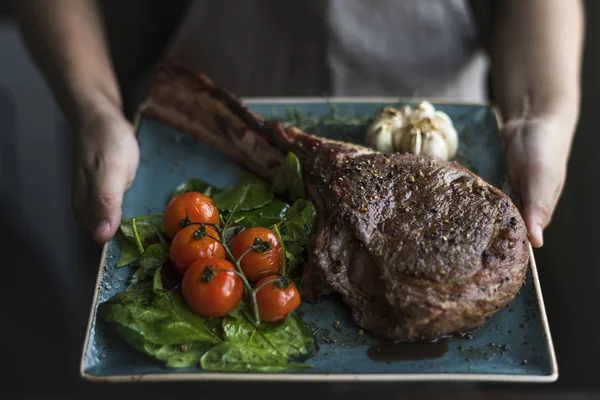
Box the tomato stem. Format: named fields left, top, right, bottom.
left=131, top=218, right=145, bottom=254
left=210, top=224, right=261, bottom=325
left=252, top=277, right=282, bottom=294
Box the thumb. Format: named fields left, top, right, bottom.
left=90, top=170, right=127, bottom=243
left=518, top=160, right=564, bottom=248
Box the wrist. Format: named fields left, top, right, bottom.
left=71, top=88, right=124, bottom=134
left=498, top=90, right=580, bottom=132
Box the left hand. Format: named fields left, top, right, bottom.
left=502, top=114, right=575, bottom=248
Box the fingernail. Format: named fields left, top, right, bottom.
left=535, top=224, right=543, bottom=246
left=96, top=220, right=111, bottom=235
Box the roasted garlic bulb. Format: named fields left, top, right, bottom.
left=365, top=101, right=458, bottom=161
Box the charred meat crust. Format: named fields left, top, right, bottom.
left=143, top=60, right=530, bottom=342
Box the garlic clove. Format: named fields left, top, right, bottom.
left=420, top=131, right=449, bottom=160
left=409, top=101, right=435, bottom=125
left=443, top=125, right=459, bottom=159
left=365, top=107, right=405, bottom=154
left=409, top=129, right=423, bottom=155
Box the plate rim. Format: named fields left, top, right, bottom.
left=79, top=98, right=557, bottom=383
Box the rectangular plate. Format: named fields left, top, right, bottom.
left=80, top=99, right=557, bottom=382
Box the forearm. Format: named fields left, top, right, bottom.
left=491, top=0, right=584, bottom=136
left=14, top=0, right=121, bottom=129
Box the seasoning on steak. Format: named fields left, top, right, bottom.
left=143, top=60, right=530, bottom=342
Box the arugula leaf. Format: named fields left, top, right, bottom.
left=213, top=173, right=273, bottom=211
left=278, top=199, right=317, bottom=247
left=116, top=237, right=140, bottom=268
left=200, top=342, right=310, bottom=372
left=170, top=178, right=217, bottom=200
left=224, top=200, right=289, bottom=229
left=272, top=153, right=305, bottom=201
left=99, top=287, right=221, bottom=347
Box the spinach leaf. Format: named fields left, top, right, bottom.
left=116, top=238, right=140, bottom=268
left=222, top=310, right=256, bottom=343
left=152, top=342, right=213, bottom=368
left=119, top=217, right=164, bottom=249
left=212, top=173, right=273, bottom=211
left=278, top=199, right=317, bottom=247
left=126, top=243, right=170, bottom=291
left=200, top=342, right=310, bottom=372
left=112, top=324, right=212, bottom=368
left=139, top=243, right=170, bottom=268
left=225, top=200, right=289, bottom=229
left=99, top=287, right=221, bottom=347
left=272, top=153, right=305, bottom=201
left=222, top=310, right=315, bottom=361
left=259, top=315, right=316, bottom=361
left=153, top=266, right=164, bottom=292
left=170, top=178, right=217, bottom=200
left=283, top=248, right=304, bottom=279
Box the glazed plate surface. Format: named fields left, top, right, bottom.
left=81, top=99, right=557, bottom=382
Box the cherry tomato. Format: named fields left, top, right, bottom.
left=254, top=275, right=300, bottom=323
left=170, top=224, right=225, bottom=276
left=182, top=258, right=243, bottom=317
left=231, top=227, right=283, bottom=282
left=163, top=192, right=220, bottom=239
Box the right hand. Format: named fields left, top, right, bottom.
left=71, top=103, right=139, bottom=243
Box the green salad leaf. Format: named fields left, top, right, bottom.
left=226, top=200, right=289, bottom=229
left=212, top=173, right=273, bottom=211
left=272, top=153, right=305, bottom=201
left=119, top=215, right=164, bottom=250
left=200, top=343, right=310, bottom=372
left=126, top=243, right=169, bottom=291
left=111, top=325, right=213, bottom=368
left=222, top=310, right=315, bottom=361
left=116, top=238, right=140, bottom=268
left=278, top=199, right=317, bottom=246
left=153, top=266, right=164, bottom=292
left=258, top=314, right=316, bottom=361
left=170, top=178, right=217, bottom=200
left=149, top=341, right=214, bottom=368
left=99, top=288, right=221, bottom=347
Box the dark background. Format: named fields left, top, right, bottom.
left=0, top=1, right=598, bottom=399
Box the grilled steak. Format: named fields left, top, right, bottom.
left=143, top=60, right=530, bottom=342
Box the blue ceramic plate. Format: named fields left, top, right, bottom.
left=80, top=99, right=557, bottom=382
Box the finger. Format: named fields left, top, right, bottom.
left=518, top=159, right=565, bottom=248
left=89, top=167, right=128, bottom=243
left=71, top=158, right=96, bottom=231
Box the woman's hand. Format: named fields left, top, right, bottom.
left=502, top=111, right=576, bottom=248
left=71, top=103, right=139, bottom=243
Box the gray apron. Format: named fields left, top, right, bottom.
left=165, top=0, right=488, bottom=100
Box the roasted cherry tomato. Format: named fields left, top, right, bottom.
left=170, top=224, right=225, bottom=276
left=254, top=275, right=300, bottom=323
left=163, top=191, right=220, bottom=239
left=182, top=258, right=243, bottom=318
left=231, top=227, right=283, bottom=282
